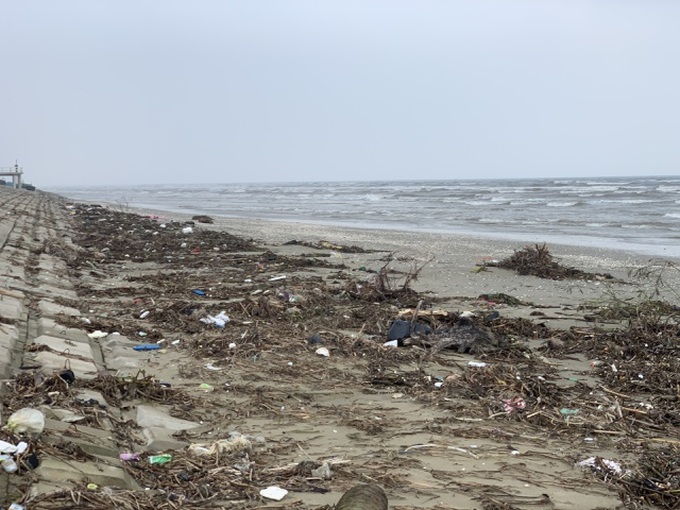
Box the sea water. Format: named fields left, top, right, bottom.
left=50, top=176, right=680, bottom=259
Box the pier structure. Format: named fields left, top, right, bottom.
left=0, top=161, right=23, bottom=189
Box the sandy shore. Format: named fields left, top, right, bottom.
left=126, top=206, right=678, bottom=330
left=3, top=189, right=678, bottom=509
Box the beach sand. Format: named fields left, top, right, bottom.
left=2, top=190, right=678, bottom=509
left=135, top=208, right=677, bottom=329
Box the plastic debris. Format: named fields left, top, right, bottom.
left=139, top=310, right=150, bottom=319
left=59, top=369, right=76, bottom=385
left=503, top=397, right=526, bottom=414
left=22, top=452, right=40, bottom=470
left=181, top=226, right=193, bottom=234
left=387, top=319, right=432, bottom=341
left=87, top=330, right=108, bottom=339
left=3, top=408, right=45, bottom=436
left=198, top=383, right=214, bottom=392
left=315, top=347, right=330, bottom=357
left=205, top=363, right=222, bottom=371
left=133, top=344, right=161, bottom=351
left=188, top=436, right=252, bottom=456
left=260, top=486, right=288, bottom=501
left=383, top=340, right=398, bottom=347
left=148, top=454, right=173, bottom=465
left=8, top=503, right=25, bottom=510
left=560, top=408, right=580, bottom=416
left=87, top=483, right=99, bottom=490
left=467, top=361, right=488, bottom=368
left=577, top=456, right=623, bottom=476
left=311, top=461, right=332, bottom=479
left=193, top=289, right=206, bottom=296
left=120, top=453, right=140, bottom=461
left=0, top=455, right=18, bottom=473
left=200, top=311, right=230, bottom=328
left=269, top=275, right=287, bottom=282
left=0, top=440, right=18, bottom=454
left=308, top=334, right=324, bottom=345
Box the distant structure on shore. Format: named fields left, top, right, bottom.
left=0, top=161, right=35, bottom=190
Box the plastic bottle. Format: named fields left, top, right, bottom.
left=1, top=455, right=18, bottom=473
left=148, top=454, right=173, bottom=465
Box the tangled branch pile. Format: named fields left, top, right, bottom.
left=497, top=243, right=613, bottom=281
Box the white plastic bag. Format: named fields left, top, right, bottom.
left=3, top=408, right=45, bottom=436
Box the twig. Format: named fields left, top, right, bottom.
left=410, top=299, right=423, bottom=337
left=403, top=443, right=480, bottom=459
left=600, top=385, right=630, bottom=399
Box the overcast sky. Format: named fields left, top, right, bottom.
left=1, top=1, right=679, bottom=187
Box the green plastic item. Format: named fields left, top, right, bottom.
left=148, top=454, right=173, bottom=465
left=560, top=408, right=580, bottom=416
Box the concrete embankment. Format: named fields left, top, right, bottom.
left=0, top=188, right=138, bottom=504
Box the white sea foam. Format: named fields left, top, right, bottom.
left=547, top=201, right=578, bottom=207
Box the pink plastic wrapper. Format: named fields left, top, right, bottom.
left=503, top=396, right=526, bottom=414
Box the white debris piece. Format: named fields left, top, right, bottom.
left=200, top=312, right=230, bottom=328
left=260, top=486, right=288, bottom=501
left=577, top=456, right=624, bottom=476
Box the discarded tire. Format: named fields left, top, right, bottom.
left=335, top=484, right=388, bottom=510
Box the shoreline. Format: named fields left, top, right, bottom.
left=97, top=200, right=665, bottom=268
left=83, top=200, right=680, bottom=261
left=49, top=176, right=680, bottom=261
left=111, top=201, right=679, bottom=329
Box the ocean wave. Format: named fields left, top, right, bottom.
left=547, top=201, right=579, bottom=207
left=562, top=185, right=621, bottom=193
left=509, top=199, right=545, bottom=205
left=586, top=222, right=613, bottom=227
left=580, top=180, right=631, bottom=186
left=593, top=199, right=659, bottom=204
left=50, top=176, right=680, bottom=259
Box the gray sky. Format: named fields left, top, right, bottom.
left=1, top=1, right=679, bottom=187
